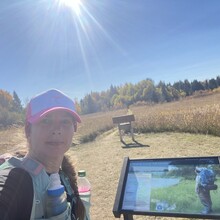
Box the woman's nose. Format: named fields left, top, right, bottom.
left=51, top=123, right=62, bottom=135
left=52, top=130, right=61, bottom=135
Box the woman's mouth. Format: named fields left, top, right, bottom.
left=46, top=141, right=63, bottom=146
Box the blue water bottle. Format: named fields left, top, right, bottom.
left=46, top=173, right=67, bottom=217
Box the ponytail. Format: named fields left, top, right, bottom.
left=62, top=155, right=86, bottom=220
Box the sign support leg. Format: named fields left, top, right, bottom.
left=123, top=214, right=134, bottom=220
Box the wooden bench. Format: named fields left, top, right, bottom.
left=112, top=114, right=135, bottom=142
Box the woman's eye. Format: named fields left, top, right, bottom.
left=41, top=118, right=51, bottom=124
left=62, top=119, right=72, bottom=125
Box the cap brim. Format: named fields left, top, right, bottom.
left=28, top=107, right=81, bottom=124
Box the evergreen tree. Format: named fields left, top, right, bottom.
left=203, top=80, right=209, bottom=90
left=183, top=79, right=192, bottom=96
left=208, top=78, right=218, bottom=90
left=142, top=80, right=155, bottom=102
left=173, top=80, right=184, bottom=91
left=12, top=91, right=23, bottom=112
left=109, top=85, right=118, bottom=98
left=80, top=94, right=97, bottom=114
left=191, top=80, right=204, bottom=92
left=158, top=81, right=172, bottom=102
left=216, top=76, right=220, bottom=87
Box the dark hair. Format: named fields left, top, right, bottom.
left=62, top=155, right=86, bottom=220
left=25, top=121, right=31, bottom=139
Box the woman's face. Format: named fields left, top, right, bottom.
left=27, top=110, right=75, bottom=159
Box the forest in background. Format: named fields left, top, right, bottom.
left=0, top=75, right=220, bottom=128
left=79, top=76, right=220, bottom=114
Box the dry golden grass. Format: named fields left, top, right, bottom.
left=0, top=126, right=26, bottom=155
left=75, top=109, right=126, bottom=143
left=76, top=91, right=220, bottom=144
left=131, top=92, right=220, bottom=136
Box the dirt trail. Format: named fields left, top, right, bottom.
left=0, top=127, right=27, bottom=155
left=70, top=130, right=220, bottom=220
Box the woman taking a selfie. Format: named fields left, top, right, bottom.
left=0, top=89, right=86, bottom=220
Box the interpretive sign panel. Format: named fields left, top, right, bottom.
left=113, top=156, right=220, bottom=219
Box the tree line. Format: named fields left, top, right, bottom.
left=0, top=75, right=220, bottom=127
left=79, top=76, right=220, bottom=114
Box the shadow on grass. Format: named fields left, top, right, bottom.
left=121, top=139, right=150, bottom=148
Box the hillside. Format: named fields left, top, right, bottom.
left=1, top=90, right=220, bottom=153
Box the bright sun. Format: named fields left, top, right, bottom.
left=59, top=0, right=82, bottom=15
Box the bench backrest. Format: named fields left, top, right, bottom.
left=112, top=114, right=135, bottom=124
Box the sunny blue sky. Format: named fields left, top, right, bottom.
left=1, top=0, right=220, bottom=104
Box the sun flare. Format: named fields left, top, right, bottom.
left=59, top=0, right=82, bottom=15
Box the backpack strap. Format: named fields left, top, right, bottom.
left=6, top=157, right=44, bottom=176
left=21, top=157, right=44, bottom=176
left=59, top=170, right=77, bottom=220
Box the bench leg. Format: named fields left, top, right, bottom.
left=118, top=127, right=123, bottom=142
left=130, top=126, right=135, bottom=141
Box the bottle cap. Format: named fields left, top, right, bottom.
left=47, top=185, right=65, bottom=196
left=78, top=170, right=86, bottom=177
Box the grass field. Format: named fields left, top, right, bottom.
left=0, top=91, right=220, bottom=219
left=75, top=90, right=220, bottom=144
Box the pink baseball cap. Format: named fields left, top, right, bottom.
left=26, top=89, right=81, bottom=124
